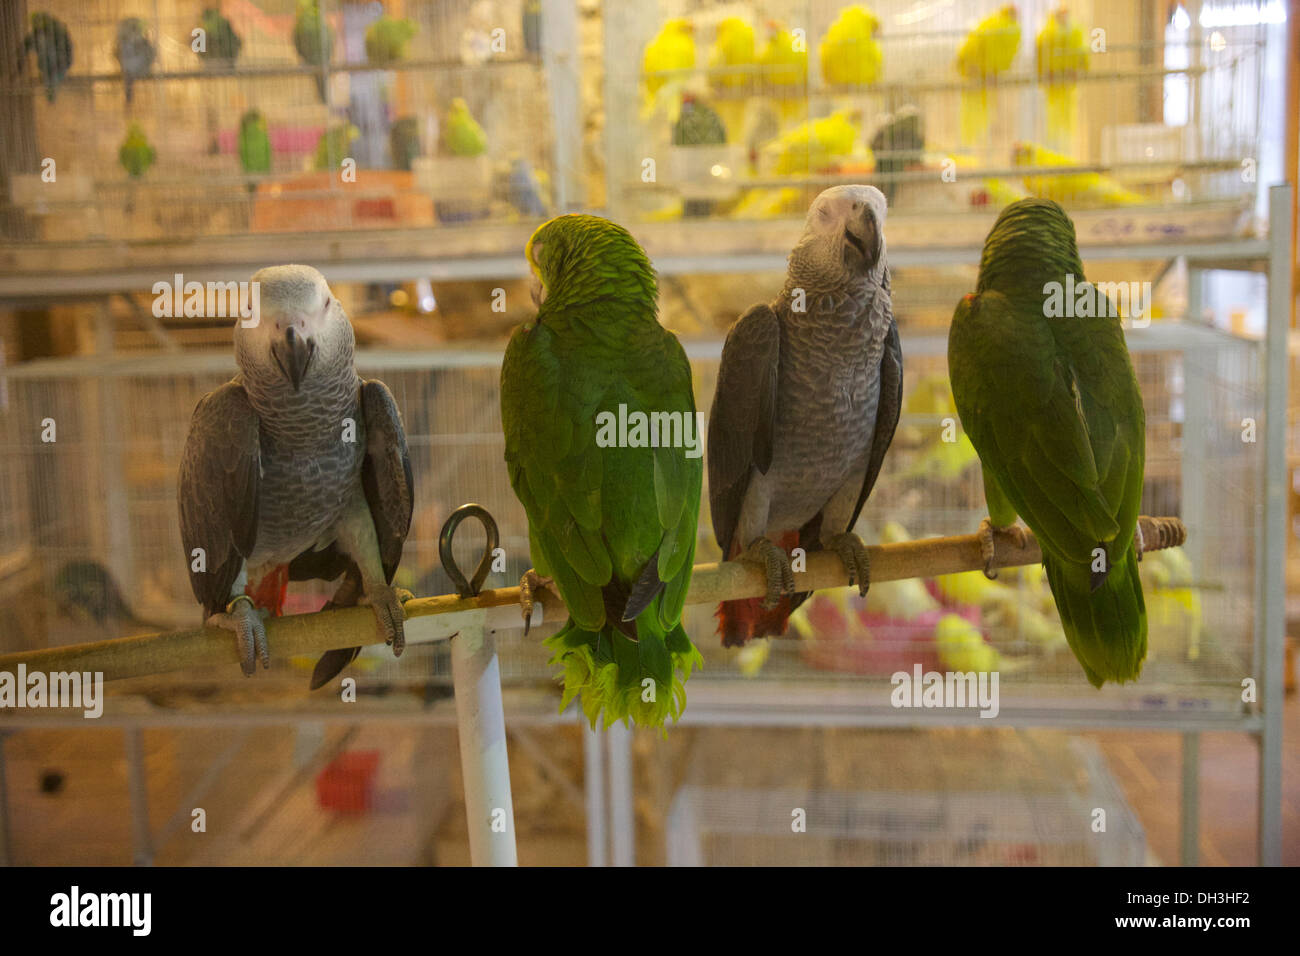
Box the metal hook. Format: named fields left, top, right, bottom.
left=439, top=504, right=500, bottom=599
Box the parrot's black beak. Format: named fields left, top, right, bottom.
left=272, top=326, right=315, bottom=392
left=842, top=211, right=880, bottom=272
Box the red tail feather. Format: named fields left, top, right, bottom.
left=716, top=531, right=800, bottom=647
left=246, top=564, right=290, bottom=617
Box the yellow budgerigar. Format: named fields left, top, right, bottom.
left=642, top=17, right=695, bottom=116
left=762, top=109, right=864, bottom=175
left=759, top=20, right=808, bottom=124
left=709, top=16, right=756, bottom=90
left=708, top=16, right=757, bottom=141
left=1013, top=141, right=1145, bottom=206
left=956, top=4, right=1021, bottom=144
left=819, top=5, right=883, bottom=86
left=1036, top=5, right=1090, bottom=148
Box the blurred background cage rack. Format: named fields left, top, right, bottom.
left=0, top=0, right=1292, bottom=868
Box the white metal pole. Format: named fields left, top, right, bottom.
left=606, top=722, right=635, bottom=866
left=1257, top=182, right=1291, bottom=866
left=450, top=615, right=517, bottom=867
left=583, top=724, right=607, bottom=867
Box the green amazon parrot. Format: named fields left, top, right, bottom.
left=947, top=198, right=1147, bottom=686
left=501, top=214, right=704, bottom=728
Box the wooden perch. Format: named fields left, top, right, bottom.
left=0, top=516, right=1185, bottom=685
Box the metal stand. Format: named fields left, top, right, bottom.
left=450, top=622, right=517, bottom=866
left=441, top=505, right=517, bottom=866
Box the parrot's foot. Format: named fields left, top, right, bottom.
left=741, top=537, right=796, bottom=610
left=359, top=583, right=407, bottom=657
left=1134, top=522, right=1145, bottom=562
left=827, top=532, right=872, bottom=598
left=977, top=518, right=1028, bottom=580
left=519, top=569, right=554, bottom=637
left=208, top=596, right=268, bottom=677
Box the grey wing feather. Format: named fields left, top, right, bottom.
left=847, top=305, right=902, bottom=532
left=177, top=382, right=261, bottom=617
left=707, top=303, right=781, bottom=556
left=360, top=380, right=413, bottom=583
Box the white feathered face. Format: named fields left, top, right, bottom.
left=794, top=184, right=887, bottom=281
left=236, top=264, right=354, bottom=392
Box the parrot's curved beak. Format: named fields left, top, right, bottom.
left=272, top=326, right=315, bottom=392
left=842, top=209, right=880, bottom=272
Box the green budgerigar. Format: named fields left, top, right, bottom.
left=118, top=122, right=156, bottom=178
left=198, top=7, right=243, bottom=69
left=312, top=122, right=358, bottom=171
left=443, top=98, right=487, bottom=157
left=948, top=198, right=1147, bottom=686
left=501, top=215, right=704, bottom=728
left=293, top=0, right=333, bottom=102
left=238, top=109, right=271, bottom=190
left=23, top=12, right=73, bottom=104
left=365, top=13, right=417, bottom=65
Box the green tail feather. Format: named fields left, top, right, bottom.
left=544, top=600, right=702, bottom=731
left=1044, top=545, right=1147, bottom=687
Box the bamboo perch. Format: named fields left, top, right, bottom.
left=0, top=516, right=1185, bottom=685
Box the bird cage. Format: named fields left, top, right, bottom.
left=0, top=310, right=1265, bottom=715
left=604, top=0, right=1267, bottom=245
left=666, top=733, right=1146, bottom=865
left=0, top=1, right=578, bottom=260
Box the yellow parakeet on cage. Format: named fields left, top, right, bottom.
left=709, top=16, right=755, bottom=90
left=1013, top=141, right=1145, bottom=206
left=727, top=186, right=803, bottom=219
left=762, top=109, right=864, bottom=175
left=955, top=5, right=1021, bottom=146
left=708, top=16, right=756, bottom=142
left=641, top=17, right=695, bottom=119
left=1036, top=5, right=1090, bottom=150
left=819, top=5, right=883, bottom=86
left=759, top=20, right=808, bottom=125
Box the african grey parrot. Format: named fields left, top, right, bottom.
left=708, top=184, right=902, bottom=646
left=177, top=265, right=413, bottom=687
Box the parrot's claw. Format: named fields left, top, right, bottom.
left=977, top=518, right=1028, bottom=579
left=519, top=569, right=554, bottom=636
left=1134, top=522, right=1146, bottom=562
left=742, top=537, right=796, bottom=610
left=359, top=584, right=407, bottom=657
left=208, top=597, right=268, bottom=677
left=828, top=532, right=872, bottom=598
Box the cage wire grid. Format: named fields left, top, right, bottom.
left=0, top=324, right=1262, bottom=703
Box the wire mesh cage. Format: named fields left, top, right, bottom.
left=0, top=0, right=574, bottom=251
left=665, top=731, right=1146, bottom=865
left=603, top=0, right=1269, bottom=243
left=0, top=290, right=1265, bottom=716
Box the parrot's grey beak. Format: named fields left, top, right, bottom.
left=272, top=326, right=315, bottom=392
left=842, top=210, right=880, bottom=272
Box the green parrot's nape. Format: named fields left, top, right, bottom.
left=501, top=214, right=704, bottom=729
left=948, top=198, right=1147, bottom=686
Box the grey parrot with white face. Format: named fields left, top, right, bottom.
left=708, top=184, right=902, bottom=647
left=177, top=264, right=413, bottom=686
